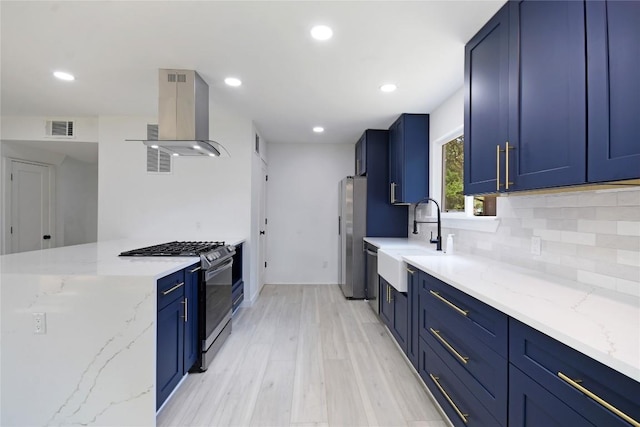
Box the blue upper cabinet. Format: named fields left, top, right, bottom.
left=508, top=0, right=587, bottom=191
left=355, top=134, right=366, bottom=176
left=587, top=1, right=640, bottom=182
left=359, top=129, right=408, bottom=237
left=464, top=4, right=509, bottom=195
left=388, top=114, right=430, bottom=204
left=466, top=0, right=640, bottom=196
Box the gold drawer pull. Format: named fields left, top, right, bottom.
left=430, top=328, right=469, bottom=364
left=558, top=372, right=640, bottom=427
left=161, top=282, right=184, bottom=296
left=189, top=266, right=201, bottom=273
left=406, top=268, right=415, bottom=275
left=429, top=374, right=469, bottom=424
left=429, top=290, right=469, bottom=317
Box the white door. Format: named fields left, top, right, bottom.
left=10, top=160, right=54, bottom=253
left=258, top=163, right=268, bottom=290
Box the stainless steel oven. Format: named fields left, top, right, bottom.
left=194, top=246, right=235, bottom=371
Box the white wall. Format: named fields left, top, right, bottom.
left=56, top=156, right=98, bottom=246
left=415, top=87, right=640, bottom=297
left=266, top=142, right=353, bottom=284
left=0, top=116, right=99, bottom=142
left=96, top=106, right=259, bottom=299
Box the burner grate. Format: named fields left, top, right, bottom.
left=119, top=241, right=225, bottom=257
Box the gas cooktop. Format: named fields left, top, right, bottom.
left=119, top=241, right=225, bottom=257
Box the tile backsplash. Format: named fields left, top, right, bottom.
left=411, top=187, right=640, bottom=297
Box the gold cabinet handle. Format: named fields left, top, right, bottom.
left=496, top=145, right=501, bottom=192
left=181, top=297, right=188, bottom=323
left=406, top=267, right=415, bottom=275
left=189, top=266, right=201, bottom=273
left=430, top=328, right=469, bottom=364
left=162, top=282, right=184, bottom=296
left=429, top=374, right=469, bottom=424
left=429, top=290, right=469, bottom=317
left=558, top=372, right=640, bottom=427
left=505, top=141, right=515, bottom=190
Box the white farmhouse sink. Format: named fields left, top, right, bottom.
left=378, top=247, right=438, bottom=292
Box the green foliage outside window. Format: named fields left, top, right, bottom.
left=443, top=136, right=465, bottom=211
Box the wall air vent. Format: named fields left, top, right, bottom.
left=45, top=120, right=75, bottom=138
left=146, top=124, right=171, bottom=174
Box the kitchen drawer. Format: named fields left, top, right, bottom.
left=509, top=364, right=596, bottom=426
left=510, top=319, right=640, bottom=427
left=423, top=313, right=507, bottom=425
left=157, top=270, right=186, bottom=310
left=420, top=271, right=508, bottom=357
left=418, top=336, right=502, bottom=427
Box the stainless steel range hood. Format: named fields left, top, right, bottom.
left=128, top=69, right=227, bottom=157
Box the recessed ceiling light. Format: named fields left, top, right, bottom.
left=313, top=126, right=324, bottom=133
left=380, top=83, right=397, bottom=93
left=172, top=153, right=179, bottom=157
left=53, top=71, right=75, bottom=81
left=193, top=145, right=201, bottom=150
left=150, top=144, right=159, bottom=149
left=208, top=153, right=217, bottom=157
left=310, top=25, right=333, bottom=41
left=224, top=77, right=242, bottom=87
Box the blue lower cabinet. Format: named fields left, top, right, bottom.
left=419, top=336, right=502, bottom=427
left=183, top=264, right=199, bottom=373
left=390, top=288, right=408, bottom=354
left=509, top=365, right=595, bottom=426
left=232, top=279, right=244, bottom=313
left=510, top=319, right=640, bottom=427
left=157, top=297, right=184, bottom=410
left=407, top=268, right=419, bottom=369
left=379, top=277, right=394, bottom=328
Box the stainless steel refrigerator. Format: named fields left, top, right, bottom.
left=338, top=176, right=367, bottom=299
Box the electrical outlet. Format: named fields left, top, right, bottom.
left=531, top=236, right=542, bottom=256
left=33, top=313, right=47, bottom=334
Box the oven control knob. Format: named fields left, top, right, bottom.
left=206, top=254, right=213, bottom=261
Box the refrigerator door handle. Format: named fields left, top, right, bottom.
left=338, top=216, right=341, bottom=235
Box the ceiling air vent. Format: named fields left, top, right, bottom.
left=45, top=120, right=75, bottom=138
left=146, top=124, right=171, bottom=174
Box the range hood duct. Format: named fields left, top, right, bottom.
left=128, top=69, right=228, bottom=157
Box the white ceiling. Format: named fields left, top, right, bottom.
left=1, top=0, right=505, bottom=146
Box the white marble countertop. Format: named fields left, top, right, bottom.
left=0, top=236, right=246, bottom=426
left=364, top=237, right=640, bottom=383
left=0, top=237, right=246, bottom=278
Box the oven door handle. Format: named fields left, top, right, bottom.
left=204, top=258, right=234, bottom=280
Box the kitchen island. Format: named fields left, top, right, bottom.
left=0, top=238, right=244, bottom=427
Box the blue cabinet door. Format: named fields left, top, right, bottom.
left=355, top=135, right=366, bottom=176
left=509, top=365, right=596, bottom=426
left=379, top=277, right=393, bottom=328
left=464, top=4, right=509, bottom=195
left=587, top=0, right=640, bottom=182
left=388, top=114, right=429, bottom=204
left=508, top=0, right=587, bottom=191
left=157, top=298, right=184, bottom=410
left=183, top=264, right=199, bottom=374
left=407, top=268, right=419, bottom=369
left=391, top=288, right=408, bottom=354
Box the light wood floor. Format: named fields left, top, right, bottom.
left=157, top=284, right=448, bottom=427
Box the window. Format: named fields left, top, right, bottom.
left=441, top=134, right=496, bottom=216
left=442, top=136, right=464, bottom=212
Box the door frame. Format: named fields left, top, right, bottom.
left=3, top=158, right=56, bottom=254
left=258, top=160, right=268, bottom=294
